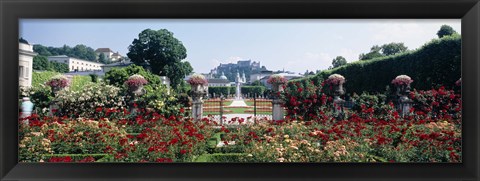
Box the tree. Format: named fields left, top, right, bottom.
left=332, top=56, right=347, bottom=68
left=359, top=45, right=384, bottom=60
left=98, top=53, right=110, bottom=64
left=381, top=42, right=408, bottom=56
left=73, top=44, right=97, bottom=61
left=437, top=25, right=457, bottom=38
left=163, top=61, right=193, bottom=90
left=251, top=80, right=264, bottom=86
left=127, top=29, right=190, bottom=89
left=33, top=56, right=51, bottom=70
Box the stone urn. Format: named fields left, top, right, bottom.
left=129, top=85, right=146, bottom=97
left=51, top=86, right=64, bottom=96
left=191, top=84, right=208, bottom=102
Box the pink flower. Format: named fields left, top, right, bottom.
left=124, top=74, right=148, bottom=88
left=187, top=74, right=208, bottom=85
left=267, top=74, right=287, bottom=85
left=391, top=75, right=413, bottom=86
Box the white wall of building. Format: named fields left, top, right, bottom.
left=48, top=56, right=104, bottom=72
left=19, top=43, right=37, bottom=87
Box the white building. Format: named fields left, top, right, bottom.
left=250, top=70, right=273, bottom=83
left=19, top=42, right=37, bottom=87
left=95, top=48, right=123, bottom=62
left=48, top=55, right=104, bottom=72
left=208, top=72, right=231, bottom=87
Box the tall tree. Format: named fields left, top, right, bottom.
left=359, top=45, right=383, bottom=60
left=33, top=55, right=51, bottom=70
left=381, top=42, right=408, bottom=56
left=437, top=25, right=457, bottom=38
left=98, top=53, right=110, bottom=64
left=127, top=29, right=191, bottom=88
left=332, top=56, right=347, bottom=68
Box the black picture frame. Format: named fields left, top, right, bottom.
left=1, top=0, right=479, bottom=180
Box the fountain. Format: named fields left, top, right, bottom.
left=235, top=71, right=243, bottom=100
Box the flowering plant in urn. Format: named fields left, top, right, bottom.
left=124, top=74, right=148, bottom=89
left=391, top=75, right=413, bottom=86
left=392, top=75, right=413, bottom=96
left=187, top=74, right=208, bottom=86
left=325, top=74, right=345, bottom=86
left=46, top=75, right=70, bottom=93
left=188, top=74, right=208, bottom=100
left=267, top=74, right=288, bottom=85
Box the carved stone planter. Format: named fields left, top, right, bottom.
left=191, top=84, right=208, bottom=121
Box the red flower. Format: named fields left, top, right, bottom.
left=180, top=150, right=187, bottom=154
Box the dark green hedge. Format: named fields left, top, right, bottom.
left=292, top=35, right=461, bottom=94
left=241, top=86, right=266, bottom=96
left=208, top=86, right=236, bottom=96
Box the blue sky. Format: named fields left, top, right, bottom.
left=20, top=19, right=461, bottom=74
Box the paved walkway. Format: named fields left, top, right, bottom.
left=228, top=99, right=248, bottom=107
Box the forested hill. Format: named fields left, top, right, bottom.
left=33, top=44, right=98, bottom=62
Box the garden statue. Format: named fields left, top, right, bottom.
left=20, top=97, right=34, bottom=125
left=326, top=74, right=346, bottom=120
left=124, top=74, right=148, bottom=114
left=46, top=75, right=70, bottom=116
left=188, top=74, right=208, bottom=121
left=392, top=75, right=413, bottom=117
left=267, top=74, right=287, bottom=121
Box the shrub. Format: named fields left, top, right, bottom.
left=54, top=82, right=124, bottom=117
left=104, top=65, right=162, bottom=88
left=19, top=116, right=127, bottom=162
left=208, top=86, right=236, bottom=97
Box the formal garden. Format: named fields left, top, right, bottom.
left=18, top=32, right=462, bottom=163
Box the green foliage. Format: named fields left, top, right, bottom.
left=33, top=55, right=69, bottom=73
left=31, top=71, right=60, bottom=89
left=303, top=34, right=461, bottom=94
left=332, top=56, right=347, bottom=68
left=251, top=80, right=264, bottom=86
left=89, top=74, right=99, bottom=83
left=194, top=153, right=246, bottom=162
left=127, top=29, right=192, bottom=89
left=359, top=45, right=384, bottom=60
left=104, top=64, right=162, bottom=88
left=54, top=82, right=124, bottom=118
left=98, top=53, right=110, bottom=64
left=381, top=42, right=408, bottom=56
left=208, top=86, right=236, bottom=97
left=136, top=84, right=184, bottom=117
left=240, top=86, right=266, bottom=96
left=33, top=44, right=98, bottom=61
left=437, top=25, right=457, bottom=38
left=69, top=75, right=93, bottom=92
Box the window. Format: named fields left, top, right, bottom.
left=72, top=61, right=74, bottom=63
left=19, top=66, right=24, bottom=77
left=25, top=67, right=29, bottom=78
left=64, top=60, right=67, bottom=63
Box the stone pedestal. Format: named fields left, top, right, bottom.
left=331, top=83, right=345, bottom=120
left=190, top=84, right=207, bottom=121
left=192, top=100, right=204, bottom=121
left=272, top=99, right=284, bottom=121
left=271, top=83, right=285, bottom=121
left=396, top=84, right=412, bottom=117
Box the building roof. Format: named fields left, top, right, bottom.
left=208, top=78, right=230, bottom=84
left=95, top=48, right=114, bottom=53
left=112, top=52, right=121, bottom=56
left=48, top=55, right=69, bottom=58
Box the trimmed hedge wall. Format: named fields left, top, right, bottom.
left=208, top=86, right=236, bottom=96
left=240, top=86, right=266, bottom=96
left=291, top=35, right=461, bottom=94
